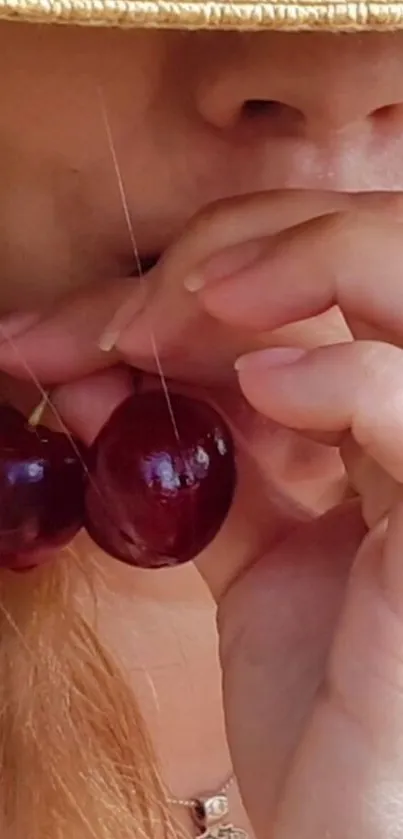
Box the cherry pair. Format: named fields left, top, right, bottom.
left=0, top=391, right=236, bottom=572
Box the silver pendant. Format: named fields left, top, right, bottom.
left=192, top=795, right=230, bottom=830
left=200, top=824, right=249, bottom=839
left=191, top=791, right=249, bottom=839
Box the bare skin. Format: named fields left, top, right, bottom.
left=2, top=23, right=403, bottom=837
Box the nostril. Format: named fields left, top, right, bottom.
left=241, top=99, right=304, bottom=135
left=243, top=99, right=286, bottom=118
left=371, top=103, right=400, bottom=121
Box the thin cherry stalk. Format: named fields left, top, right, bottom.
left=0, top=326, right=89, bottom=475
left=97, top=85, right=181, bottom=444
left=81, top=88, right=237, bottom=569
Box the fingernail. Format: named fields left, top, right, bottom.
left=184, top=240, right=266, bottom=294
left=0, top=311, right=41, bottom=344
left=98, top=328, right=122, bottom=353
left=184, top=274, right=206, bottom=292
left=98, top=286, right=148, bottom=353
left=235, top=347, right=307, bottom=371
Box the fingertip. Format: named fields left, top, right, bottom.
left=97, top=284, right=149, bottom=353
left=52, top=367, right=134, bottom=445
left=235, top=347, right=308, bottom=372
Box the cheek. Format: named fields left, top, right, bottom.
left=0, top=179, right=76, bottom=313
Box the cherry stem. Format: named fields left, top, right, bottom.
left=28, top=392, right=51, bottom=428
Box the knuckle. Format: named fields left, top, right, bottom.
left=312, top=209, right=403, bottom=298
left=189, top=195, right=236, bottom=236
left=319, top=209, right=363, bottom=246
left=316, top=206, right=400, bottom=252
left=311, top=210, right=365, bottom=268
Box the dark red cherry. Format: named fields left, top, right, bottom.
left=0, top=404, right=28, bottom=433
left=0, top=405, right=87, bottom=571
left=84, top=391, right=236, bottom=568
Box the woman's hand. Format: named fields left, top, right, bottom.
left=3, top=189, right=403, bottom=838
left=52, top=190, right=403, bottom=839
left=181, top=192, right=403, bottom=838
left=0, top=190, right=351, bottom=385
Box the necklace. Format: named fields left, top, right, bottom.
left=167, top=773, right=249, bottom=839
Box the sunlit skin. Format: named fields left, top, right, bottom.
left=2, top=22, right=403, bottom=836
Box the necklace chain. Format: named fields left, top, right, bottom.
left=167, top=772, right=235, bottom=809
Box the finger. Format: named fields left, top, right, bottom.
left=106, top=191, right=351, bottom=370
left=236, top=341, right=403, bottom=483
left=0, top=278, right=139, bottom=383
left=197, top=210, right=403, bottom=344
left=0, top=193, right=394, bottom=384
left=108, top=267, right=268, bottom=387
left=217, top=501, right=366, bottom=838
left=52, top=366, right=134, bottom=445
left=164, top=190, right=403, bottom=281
left=341, top=434, right=403, bottom=529
left=0, top=271, right=269, bottom=392
left=114, top=191, right=403, bottom=372
left=0, top=193, right=350, bottom=387
left=156, top=190, right=352, bottom=279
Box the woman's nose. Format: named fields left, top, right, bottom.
left=195, top=33, right=403, bottom=142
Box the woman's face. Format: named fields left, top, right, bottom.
left=2, top=25, right=403, bottom=311
left=2, top=23, right=403, bottom=563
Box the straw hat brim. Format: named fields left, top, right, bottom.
left=0, top=0, right=402, bottom=32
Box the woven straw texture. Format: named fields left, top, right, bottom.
left=1, top=0, right=403, bottom=31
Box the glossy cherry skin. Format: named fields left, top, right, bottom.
left=84, top=391, right=236, bottom=568
left=0, top=406, right=87, bottom=570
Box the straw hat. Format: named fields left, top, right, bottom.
left=0, top=0, right=402, bottom=39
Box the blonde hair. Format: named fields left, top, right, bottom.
left=0, top=551, right=172, bottom=839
